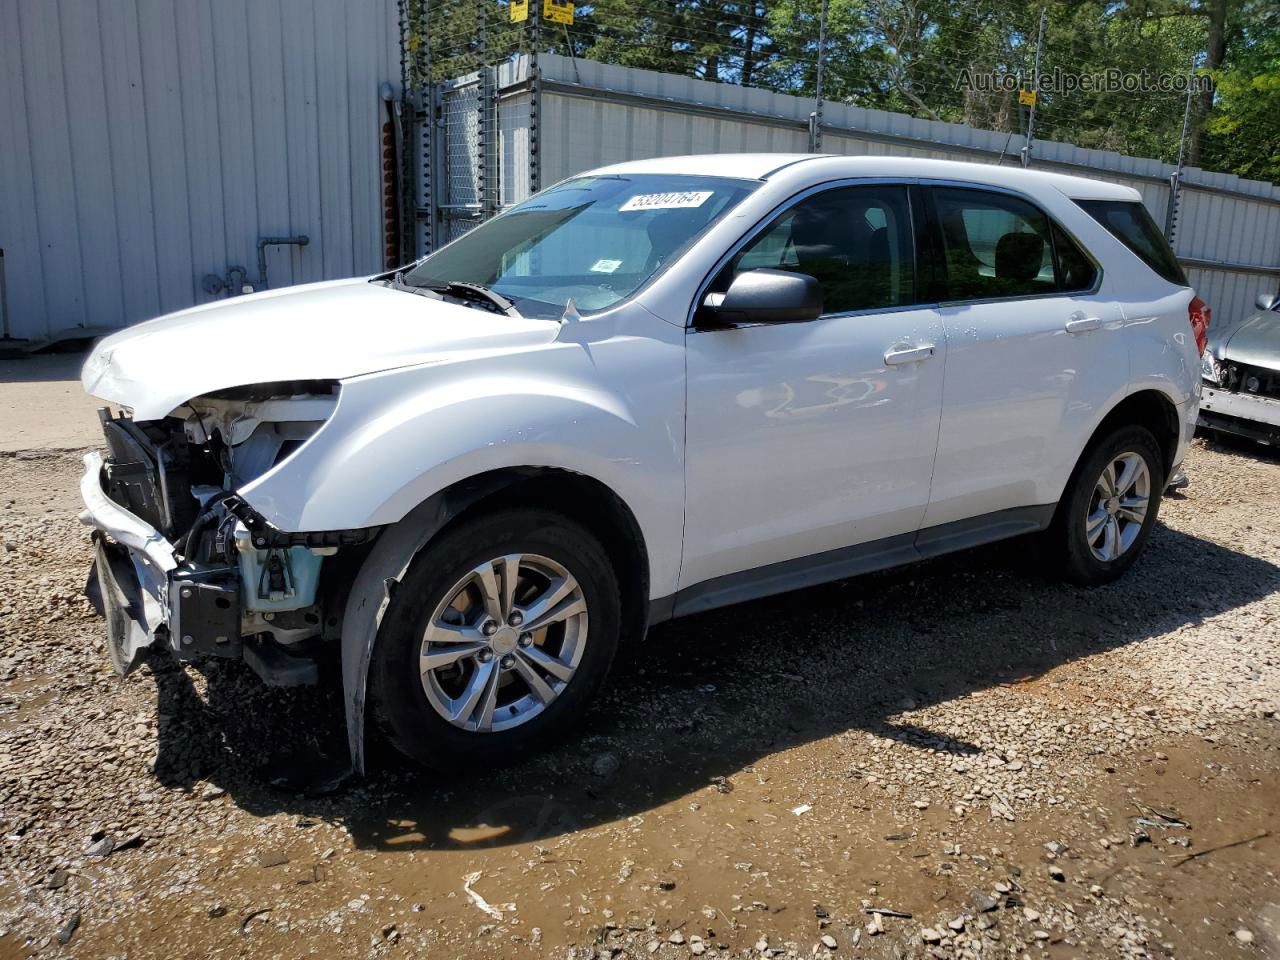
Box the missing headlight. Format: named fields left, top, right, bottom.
left=178, top=382, right=339, bottom=488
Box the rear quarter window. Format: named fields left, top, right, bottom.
left=1075, top=199, right=1188, bottom=287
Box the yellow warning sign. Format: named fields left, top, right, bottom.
left=543, top=0, right=574, bottom=24
left=510, top=0, right=529, bottom=22
left=1018, top=89, right=1038, bottom=106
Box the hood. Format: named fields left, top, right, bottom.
left=1214, top=307, right=1280, bottom=370
left=82, top=278, right=559, bottom=420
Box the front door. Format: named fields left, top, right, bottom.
left=681, top=184, right=945, bottom=609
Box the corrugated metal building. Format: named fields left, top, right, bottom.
left=1, top=0, right=400, bottom=343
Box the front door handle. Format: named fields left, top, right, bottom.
left=884, top=343, right=936, bottom=365
left=1065, top=312, right=1101, bottom=334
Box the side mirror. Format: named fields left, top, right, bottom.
left=699, top=268, right=823, bottom=327
left=1256, top=292, right=1279, bottom=312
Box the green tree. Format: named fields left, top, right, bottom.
left=1201, top=4, right=1280, bottom=182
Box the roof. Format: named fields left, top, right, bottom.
left=591, top=153, right=1141, bottom=202
left=591, top=153, right=817, bottom=180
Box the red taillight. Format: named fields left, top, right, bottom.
left=1189, top=295, right=1210, bottom=356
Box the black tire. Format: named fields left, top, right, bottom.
left=369, top=508, right=621, bottom=770
left=1049, top=424, right=1165, bottom=586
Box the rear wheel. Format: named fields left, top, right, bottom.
left=1050, top=425, right=1165, bottom=585
left=369, top=508, right=620, bottom=770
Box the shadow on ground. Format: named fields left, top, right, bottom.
left=0, top=352, right=87, bottom=384
left=1198, top=425, right=1280, bottom=463
left=144, top=520, right=1278, bottom=851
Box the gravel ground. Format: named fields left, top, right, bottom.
left=1, top=433, right=1278, bottom=959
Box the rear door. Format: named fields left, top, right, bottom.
left=919, top=184, right=1126, bottom=531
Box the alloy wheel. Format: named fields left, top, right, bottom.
left=1085, top=451, right=1151, bottom=562
left=418, top=553, right=589, bottom=732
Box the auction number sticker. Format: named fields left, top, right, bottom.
left=619, top=191, right=713, bottom=212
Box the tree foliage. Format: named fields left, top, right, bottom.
left=1201, top=2, right=1280, bottom=183
left=413, top=0, right=1276, bottom=183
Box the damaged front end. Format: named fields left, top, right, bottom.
left=1200, top=351, right=1280, bottom=445
left=1198, top=298, right=1280, bottom=445
left=80, top=381, right=376, bottom=684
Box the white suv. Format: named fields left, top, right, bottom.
left=80, top=154, right=1203, bottom=771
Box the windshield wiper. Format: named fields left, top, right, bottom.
left=375, top=270, right=426, bottom=292
left=427, top=281, right=522, bottom=318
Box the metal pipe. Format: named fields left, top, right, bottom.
left=528, top=5, right=541, bottom=194
left=1177, top=256, right=1280, bottom=278
left=1167, top=56, right=1192, bottom=241
left=417, top=0, right=434, bottom=258
left=1021, top=8, right=1046, bottom=168
left=810, top=0, right=828, bottom=153
left=256, top=236, right=309, bottom=291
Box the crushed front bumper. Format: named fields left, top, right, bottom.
left=79, top=452, right=175, bottom=673
left=1199, top=384, right=1280, bottom=444
left=79, top=451, right=317, bottom=683
left=79, top=451, right=178, bottom=574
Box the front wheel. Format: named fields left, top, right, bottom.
left=369, top=508, right=621, bottom=770
left=1050, top=425, right=1165, bottom=585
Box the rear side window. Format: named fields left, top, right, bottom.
left=929, top=188, right=1058, bottom=300
left=1052, top=224, right=1097, bottom=291
left=1075, top=199, right=1188, bottom=287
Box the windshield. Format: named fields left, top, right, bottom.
left=402, top=174, right=759, bottom=319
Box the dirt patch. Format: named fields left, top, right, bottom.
left=1, top=438, right=1278, bottom=958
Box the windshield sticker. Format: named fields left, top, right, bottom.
left=589, top=258, right=623, bottom=273
left=619, top=190, right=714, bottom=212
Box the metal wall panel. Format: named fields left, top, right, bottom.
left=532, top=54, right=1280, bottom=330
left=0, top=0, right=399, bottom=342
left=540, top=95, right=808, bottom=187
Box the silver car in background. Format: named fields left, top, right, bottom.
left=1200, top=292, right=1280, bottom=446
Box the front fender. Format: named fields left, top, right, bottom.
left=241, top=323, right=687, bottom=599
left=298, top=327, right=685, bottom=775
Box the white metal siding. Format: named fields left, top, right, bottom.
left=0, top=0, right=399, bottom=341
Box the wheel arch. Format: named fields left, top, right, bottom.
left=433, top=467, right=652, bottom=646
left=337, top=465, right=652, bottom=774
left=1053, top=387, right=1180, bottom=531
left=1091, top=388, right=1181, bottom=479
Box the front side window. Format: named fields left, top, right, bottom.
left=716, top=185, right=916, bottom=315
left=930, top=188, right=1059, bottom=301
left=402, top=174, right=759, bottom=319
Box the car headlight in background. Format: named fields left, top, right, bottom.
left=1201, top=354, right=1221, bottom=385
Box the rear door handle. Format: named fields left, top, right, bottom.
left=884, top=343, right=936, bottom=365
left=1065, top=313, right=1101, bottom=334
